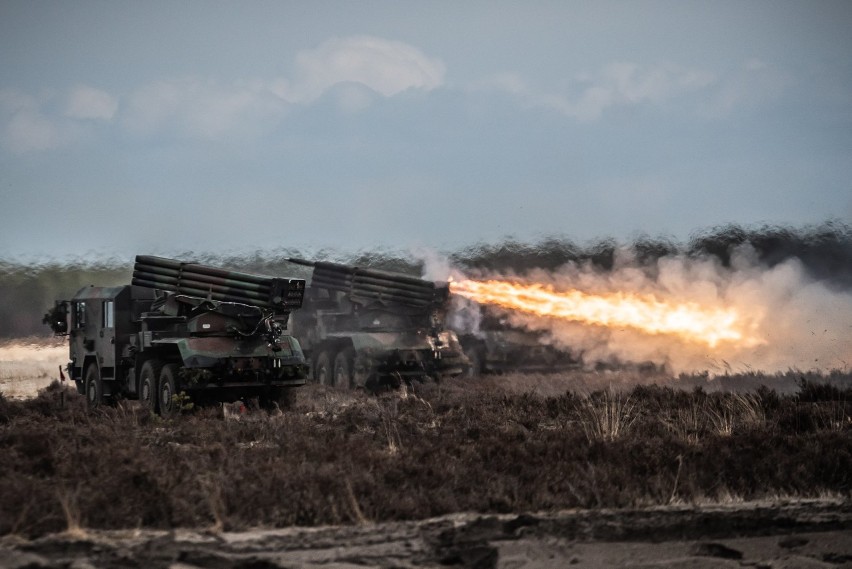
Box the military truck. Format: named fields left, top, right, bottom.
left=286, top=259, right=469, bottom=391
left=453, top=310, right=580, bottom=377
left=43, top=255, right=309, bottom=415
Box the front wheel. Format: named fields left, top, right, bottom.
left=158, top=363, right=181, bottom=418
left=84, top=364, right=102, bottom=409
left=139, top=359, right=162, bottom=414
left=465, top=349, right=484, bottom=379
left=333, top=348, right=355, bottom=389
left=313, top=351, right=332, bottom=385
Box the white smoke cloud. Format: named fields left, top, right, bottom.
left=445, top=247, right=852, bottom=374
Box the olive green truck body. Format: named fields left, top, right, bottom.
left=286, top=259, right=469, bottom=391
left=44, top=256, right=308, bottom=415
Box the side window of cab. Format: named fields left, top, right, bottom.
left=103, top=301, right=114, bottom=328
left=74, top=301, right=86, bottom=328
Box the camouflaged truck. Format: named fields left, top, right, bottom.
left=453, top=309, right=580, bottom=377
left=286, top=259, right=469, bottom=391
left=43, top=256, right=309, bottom=416
left=458, top=327, right=581, bottom=377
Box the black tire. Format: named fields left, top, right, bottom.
left=139, top=359, right=162, bottom=414
left=84, top=364, right=102, bottom=409
left=466, top=348, right=483, bottom=379
left=332, top=348, right=356, bottom=389
left=158, top=363, right=180, bottom=418
left=313, top=351, right=332, bottom=385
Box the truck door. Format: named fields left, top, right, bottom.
left=99, top=300, right=116, bottom=375
left=69, top=300, right=87, bottom=377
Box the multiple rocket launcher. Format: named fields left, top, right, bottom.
left=287, top=258, right=449, bottom=310
left=131, top=255, right=306, bottom=313
left=131, top=255, right=449, bottom=314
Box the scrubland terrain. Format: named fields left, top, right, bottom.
left=1, top=350, right=851, bottom=567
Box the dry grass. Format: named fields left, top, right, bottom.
left=0, top=337, right=68, bottom=399
left=0, top=374, right=850, bottom=538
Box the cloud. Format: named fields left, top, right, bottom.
left=0, top=89, right=66, bottom=152
left=3, top=109, right=65, bottom=152
left=123, top=77, right=289, bottom=139
left=65, top=85, right=118, bottom=120
left=121, top=36, right=445, bottom=138
left=1, top=85, right=116, bottom=152
left=704, top=59, right=791, bottom=117
left=271, top=36, right=446, bottom=104
left=475, top=62, right=716, bottom=121
left=1, top=36, right=446, bottom=148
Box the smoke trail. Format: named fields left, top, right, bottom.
left=433, top=242, right=852, bottom=374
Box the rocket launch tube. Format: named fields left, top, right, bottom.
left=131, top=278, right=267, bottom=307
left=310, top=278, right=435, bottom=304
left=311, top=270, right=437, bottom=299
left=131, top=274, right=270, bottom=304
left=133, top=256, right=305, bottom=311
left=311, top=260, right=431, bottom=287
left=289, top=257, right=447, bottom=308
left=135, top=255, right=272, bottom=285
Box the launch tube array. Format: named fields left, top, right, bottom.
left=290, top=258, right=447, bottom=308
left=132, top=255, right=305, bottom=312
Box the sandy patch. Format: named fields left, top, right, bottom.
left=0, top=338, right=68, bottom=399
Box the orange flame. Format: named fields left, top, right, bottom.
left=450, top=278, right=758, bottom=348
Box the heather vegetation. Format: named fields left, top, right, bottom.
left=1, top=375, right=850, bottom=538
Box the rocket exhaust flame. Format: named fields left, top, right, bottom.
left=450, top=278, right=759, bottom=348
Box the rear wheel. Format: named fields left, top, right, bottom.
left=465, top=349, right=483, bottom=378
left=313, top=351, right=332, bottom=385
left=139, top=359, right=162, bottom=414
left=333, top=348, right=355, bottom=389
left=158, top=363, right=180, bottom=418
left=84, top=364, right=102, bottom=409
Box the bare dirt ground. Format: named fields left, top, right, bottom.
left=1, top=499, right=850, bottom=568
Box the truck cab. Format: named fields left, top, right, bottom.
left=51, top=285, right=155, bottom=400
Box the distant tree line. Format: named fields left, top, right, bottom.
left=1, top=222, right=849, bottom=338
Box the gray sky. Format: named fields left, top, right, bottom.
left=1, top=0, right=850, bottom=261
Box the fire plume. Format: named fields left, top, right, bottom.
left=450, top=278, right=757, bottom=348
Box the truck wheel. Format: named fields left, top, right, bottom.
left=314, top=351, right=332, bottom=385
left=84, top=364, right=103, bottom=409
left=139, top=360, right=162, bottom=414
left=466, top=349, right=483, bottom=379
left=158, top=364, right=180, bottom=418
left=333, top=348, right=355, bottom=389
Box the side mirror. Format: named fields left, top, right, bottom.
left=43, top=301, right=69, bottom=335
